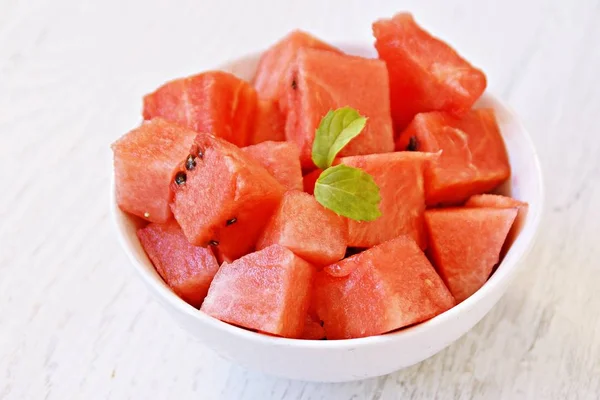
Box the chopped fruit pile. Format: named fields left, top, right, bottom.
left=112, top=12, right=527, bottom=340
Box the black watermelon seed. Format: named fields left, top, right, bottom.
left=185, top=155, right=197, bottom=171
left=226, top=218, right=237, bottom=226
left=291, top=79, right=297, bottom=90
left=209, top=240, right=219, bottom=246
left=406, top=136, right=418, bottom=151
left=174, top=171, right=187, bottom=185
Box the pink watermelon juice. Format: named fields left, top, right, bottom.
left=112, top=11, right=525, bottom=340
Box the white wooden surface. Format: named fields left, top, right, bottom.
left=1, top=0, right=599, bottom=398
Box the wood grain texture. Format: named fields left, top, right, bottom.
left=1, top=0, right=599, bottom=398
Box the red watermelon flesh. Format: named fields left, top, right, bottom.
left=302, top=169, right=322, bottom=195
left=257, top=191, right=347, bottom=266
left=339, top=152, right=435, bottom=249
left=465, top=194, right=529, bottom=257
left=466, top=193, right=527, bottom=210
left=112, top=118, right=197, bottom=223
left=201, top=244, right=315, bottom=338
left=242, top=141, right=303, bottom=191
left=465, top=194, right=528, bottom=226
left=286, top=48, right=395, bottom=169
left=143, top=71, right=257, bottom=147
left=211, top=248, right=235, bottom=266
left=171, top=133, right=285, bottom=261
left=314, top=236, right=455, bottom=340
left=396, top=109, right=510, bottom=205
left=373, top=13, right=487, bottom=130
left=249, top=99, right=286, bottom=144
left=252, top=30, right=340, bottom=111
left=301, top=282, right=325, bottom=339
left=425, top=207, right=518, bottom=303
left=301, top=313, right=326, bottom=340
left=137, top=219, right=220, bottom=308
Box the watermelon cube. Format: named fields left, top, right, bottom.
left=466, top=194, right=529, bottom=257
left=137, top=220, right=220, bottom=308
left=252, top=30, right=340, bottom=111
left=314, top=236, right=455, bottom=339
left=112, top=118, right=197, bottom=222
left=201, top=244, right=315, bottom=338
left=466, top=194, right=528, bottom=211
left=373, top=13, right=487, bottom=130
left=339, top=152, right=434, bottom=249
left=242, top=141, right=303, bottom=191
left=285, top=48, right=395, bottom=168
left=171, top=133, right=285, bottom=261
left=396, top=109, right=510, bottom=205
left=249, top=99, right=286, bottom=144
left=257, top=191, right=347, bottom=266
left=425, top=207, right=518, bottom=302
left=465, top=194, right=528, bottom=226
left=143, top=71, right=257, bottom=147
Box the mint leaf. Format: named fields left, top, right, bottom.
left=310, top=107, right=381, bottom=222
left=314, top=164, right=381, bottom=221
left=311, top=107, right=367, bottom=169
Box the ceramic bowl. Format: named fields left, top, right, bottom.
left=111, top=43, right=544, bottom=382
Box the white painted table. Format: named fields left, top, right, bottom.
left=1, top=0, right=599, bottom=398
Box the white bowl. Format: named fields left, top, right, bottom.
left=111, top=43, right=544, bottom=382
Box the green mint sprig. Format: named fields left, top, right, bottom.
left=312, top=107, right=382, bottom=221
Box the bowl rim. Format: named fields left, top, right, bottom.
left=110, top=45, right=545, bottom=350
